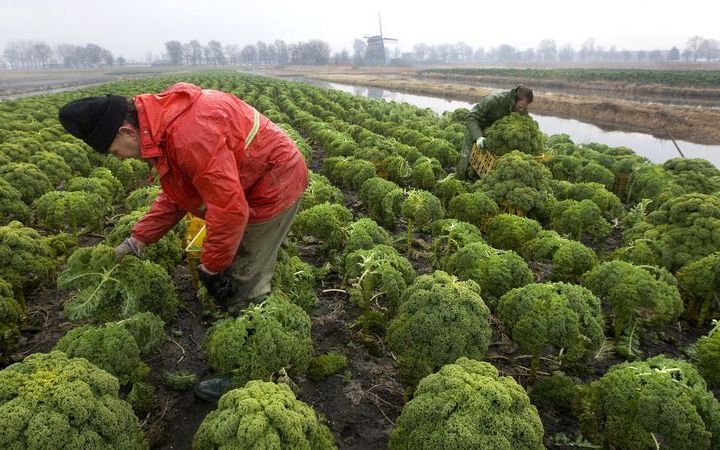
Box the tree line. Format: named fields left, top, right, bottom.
left=2, top=40, right=116, bottom=70
left=1, top=35, right=718, bottom=70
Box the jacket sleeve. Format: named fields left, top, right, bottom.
left=465, top=96, right=497, bottom=141
left=131, top=191, right=186, bottom=244
left=187, top=142, right=249, bottom=273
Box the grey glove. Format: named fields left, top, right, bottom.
left=475, top=136, right=485, bottom=149
left=115, top=237, right=144, bottom=261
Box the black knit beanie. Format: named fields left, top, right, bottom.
left=58, top=95, right=128, bottom=153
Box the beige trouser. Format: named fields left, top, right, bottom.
left=224, top=199, right=301, bottom=315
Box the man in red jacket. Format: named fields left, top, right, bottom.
left=58, top=83, right=308, bottom=315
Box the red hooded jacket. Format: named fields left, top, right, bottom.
left=130, top=83, right=308, bottom=272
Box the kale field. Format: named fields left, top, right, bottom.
left=2, top=71, right=720, bottom=449
left=420, top=67, right=720, bottom=87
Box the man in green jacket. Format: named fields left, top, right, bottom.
left=456, top=84, right=534, bottom=180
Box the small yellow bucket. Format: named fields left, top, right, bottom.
left=183, top=214, right=206, bottom=289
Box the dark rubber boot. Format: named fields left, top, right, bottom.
left=194, top=377, right=234, bottom=402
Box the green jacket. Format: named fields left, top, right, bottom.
left=456, top=85, right=529, bottom=180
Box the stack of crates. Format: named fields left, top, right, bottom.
left=183, top=214, right=206, bottom=289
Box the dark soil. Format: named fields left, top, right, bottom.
left=7, top=142, right=715, bottom=449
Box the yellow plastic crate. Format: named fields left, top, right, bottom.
left=499, top=202, right=527, bottom=217
left=183, top=214, right=206, bottom=289
left=469, top=144, right=497, bottom=177
left=612, top=173, right=631, bottom=199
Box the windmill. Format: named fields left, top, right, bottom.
left=363, top=13, right=397, bottom=65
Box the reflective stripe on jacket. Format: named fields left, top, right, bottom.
left=131, top=82, right=308, bottom=272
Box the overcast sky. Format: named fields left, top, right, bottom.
left=1, top=0, right=716, bottom=61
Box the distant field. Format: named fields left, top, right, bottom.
left=420, top=67, right=720, bottom=88
left=0, top=66, right=193, bottom=97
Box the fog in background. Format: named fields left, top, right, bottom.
left=0, top=0, right=716, bottom=62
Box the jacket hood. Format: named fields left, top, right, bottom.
left=135, top=82, right=203, bottom=156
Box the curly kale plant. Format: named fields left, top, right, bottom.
left=447, top=191, right=498, bottom=228
left=308, top=352, right=348, bottom=382
left=483, top=112, right=544, bottom=156
left=0, top=278, right=22, bottom=361
left=193, top=381, right=336, bottom=450
left=693, top=321, right=720, bottom=388
left=58, top=244, right=179, bottom=322
left=124, top=185, right=161, bottom=211
left=301, top=173, right=344, bottom=211
left=577, top=161, right=614, bottom=189
left=624, top=193, right=720, bottom=271
left=0, top=221, right=55, bottom=296
left=33, top=190, right=108, bottom=234
left=663, top=157, right=720, bottom=194
left=577, top=356, right=720, bottom=450
left=582, top=260, right=683, bottom=348
left=272, top=253, right=319, bottom=312
left=400, top=189, right=444, bottom=246
left=446, top=242, right=533, bottom=309
left=387, top=271, right=491, bottom=385
left=0, top=177, right=29, bottom=223
left=103, top=157, right=150, bottom=192
left=28, top=150, right=73, bottom=186
left=561, top=181, right=624, bottom=220
left=430, top=219, right=485, bottom=270
left=498, top=283, right=605, bottom=378
left=0, top=351, right=147, bottom=449
left=550, top=240, right=598, bottom=283
left=292, top=202, right=353, bottom=257
left=53, top=312, right=164, bottom=385
left=44, top=141, right=92, bottom=175
left=343, top=244, right=416, bottom=318
left=626, top=164, right=685, bottom=205
left=389, top=357, right=544, bottom=450
left=203, top=295, right=312, bottom=385
left=676, top=252, right=720, bottom=325
left=474, top=151, right=553, bottom=214
left=0, top=162, right=53, bottom=204
left=321, top=156, right=376, bottom=189
left=359, top=177, right=403, bottom=228
left=434, top=174, right=470, bottom=209
left=342, top=217, right=392, bottom=255
left=379, top=154, right=410, bottom=184
left=410, top=156, right=445, bottom=192
left=485, top=213, right=543, bottom=252
left=548, top=199, right=612, bottom=242
left=105, top=209, right=182, bottom=273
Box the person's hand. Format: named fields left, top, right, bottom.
left=198, top=265, right=237, bottom=302
left=475, top=137, right=485, bottom=149
left=114, top=237, right=145, bottom=261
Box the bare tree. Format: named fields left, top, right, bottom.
left=189, top=40, right=202, bottom=65
left=413, top=43, right=428, bottom=62
left=225, top=44, right=241, bottom=65
left=698, top=38, right=719, bottom=62
left=165, top=40, right=183, bottom=65
left=456, top=41, right=473, bottom=62
left=241, top=45, right=256, bottom=64
left=353, top=39, right=367, bottom=65
left=267, top=43, right=278, bottom=65
left=579, top=37, right=595, bottom=61
left=274, top=40, right=289, bottom=66
left=208, top=40, right=225, bottom=65
left=537, top=39, right=557, bottom=62
left=685, top=35, right=703, bottom=61
left=256, top=41, right=267, bottom=64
